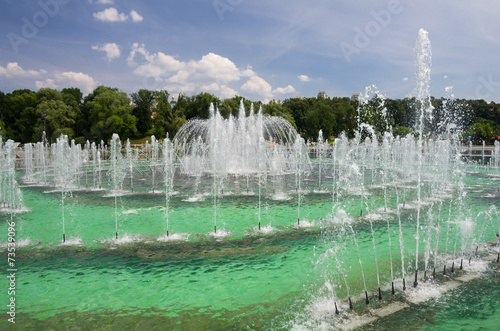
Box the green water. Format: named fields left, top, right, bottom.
left=1, top=164, right=500, bottom=330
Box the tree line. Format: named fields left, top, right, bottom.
left=0, top=86, right=499, bottom=144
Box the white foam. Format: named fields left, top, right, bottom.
left=60, top=237, right=83, bottom=246
left=157, top=233, right=190, bottom=242
left=208, top=229, right=232, bottom=239
left=122, top=209, right=139, bottom=215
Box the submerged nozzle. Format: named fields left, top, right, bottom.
left=497, top=253, right=500, bottom=263
left=460, top=259, right=463, bottom=270
left=258, top=222, right=260, bottom=230
left=348, top=297, right=353, bottom=310
left=413, top=270, right=418, bottom=288
left=443, top=265, right=446, bottom=275
left=403, top=278, right=406, bottom=291
left=365, top=291, right=369, bottom=305
left=433, top=267, right=436, bottom=279
left=335, top=302, right=339, bottom=315
left=115, top=232, right=118, bottom=240
left=214, top=225, right=217, bottom=233
left=378, top=287, right=382, bottom=300
left=451, top=261, right=455, bottom=273
left=391, top=282, right=395, bottom=295
left=63, top=233, right=66, bottom=243
left=424, top=270, right=427, bottom=282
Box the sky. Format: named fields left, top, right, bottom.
left=1, top=0, right=500, bottom=103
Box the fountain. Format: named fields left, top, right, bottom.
left=1, top=29, right=500, bottom=330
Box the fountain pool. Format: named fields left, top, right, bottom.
left=1, top=29, right=500, bottom=330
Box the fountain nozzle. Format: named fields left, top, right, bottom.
left=378, top=287, right=382, bottom=300
left=365, top=291, right=369, bottom=305
left=348, top=297, right=353, bottom=310
left=413, top=270, right=418, bottom=287
left=335, top=302, right=339, bottom=315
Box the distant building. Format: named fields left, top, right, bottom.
left=170, top=95, right=177, bottom=107
left=317, top=90, right=328, bottom=99
left=351, top=93, right=360, bottom=102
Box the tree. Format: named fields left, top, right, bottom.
left=262, top=100, right=296, bottom=129
left=3, top=89, right=38, bottom=142
left=33, top=100, right=76, bottom=142
left=152, top=91, right=186, bottom=139
left=131, top=89, right=155, bottom=136
left=282, top=97, right=311, bottom=135
left=61, top=88, right=83, bottom=136
left=304, top=104, right=336, bottom=140
left=84, top=86, right=137, bottom=142
left=463, top=119, right=494, bottom=143
left=184, top=92, right=220, bottom=120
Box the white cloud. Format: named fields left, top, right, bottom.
left=201, top=83, right=237, bottom=99
left=91, top=43, right=121, bottom=62
left=93, top=8, right=143, bottom=23
left=273, top=85, right=296, bottom=94
left=402, top=77, right=409, bottom=81
left=129, top=44, right=290, bottom=100
left=130, top=10, right=143, bottom=22
left=93, top=8, right=127, bottom=22
left=35, top=79, right=56, bottom=90
left=36, top=72, right=97, bottom=96
left=0, top=62, right=46, bottom=78
left=443, top=75, right=448, bottom=79
left=298, top=74, right=311, bottom=82
left=241, top=76, right=273, bottom=98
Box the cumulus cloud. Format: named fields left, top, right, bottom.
left=93, top=7, right=143, bottom=23
left=130, top=10, right=143, bottom=22
left=0, top=62, right=46, bottom=78
left=273, top=85, right=296, bottom=94
left=298, top=74, right=311, bottom=82
left=241, top=76, right=273, bottom=98
left=91, top=42, right=120, bottom=62
left=402, top=77, right=409, bottom=81
left=128, top=44, right=292, bottom=100
left=36, top=72, right=97, bottom=96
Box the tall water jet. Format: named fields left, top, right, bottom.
left=163, top=135, right=175, bottom=236
left=109, top=134, right=126, bottom=239
left=1, top=139, right=24, bottom=211
left=413, top=28, right=433, bottom=277
left=54, top=134, right=73, bottom=242
left=125, top=139, right=137, bottom=193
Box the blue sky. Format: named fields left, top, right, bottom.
left=1, top=0, right=500, bottom=102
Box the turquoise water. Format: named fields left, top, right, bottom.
left=1, top=159, right=500, bottom=330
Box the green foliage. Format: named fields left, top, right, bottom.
left=463, top=119, right=495, bottom=142
left=393, top=125, right=412, bottom=137
left=1, top=86, right=499, bottom=146
left=84, top=86, right=138, bottom=142
left=131, top=89, right=155, bottom=136
left=34, top=100, right=76, bottom=142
